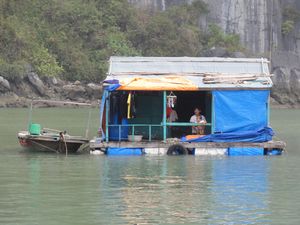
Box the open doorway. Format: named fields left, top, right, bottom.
left=169, top=91, right=212, bottom=137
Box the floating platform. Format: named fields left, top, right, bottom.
left=89, top=139, right=286, bottom=156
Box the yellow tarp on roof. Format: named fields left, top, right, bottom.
left=117, top=76, right=198, bottom=91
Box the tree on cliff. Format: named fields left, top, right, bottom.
left=0, top=0, right=241, bottom=82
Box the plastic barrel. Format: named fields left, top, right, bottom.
left=29, top=123, right=41, bottom=135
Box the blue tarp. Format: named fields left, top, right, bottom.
left=105, top=84, right=121, bottom=91
left=181, top=90, right=273, bottom=143
left=99, top=89, right=109, bottom=140
left=106, top=148, right=143, bottom=156
left=213, top=90, right=269, bottom=133
left=99, top=85, right=121, bottom=140
left=109, top=118, right=129, bottom=141
left=228, top=147, right=264, bottom=156
left=181, top=127, right=274, bottom=143
left=103, top=80, right=121, bottom=91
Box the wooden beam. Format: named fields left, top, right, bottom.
left=91, top=140, right=286, bottom=150
left=105, top=93, right=110, bottom=143
left=211, top=93, right=215, bottom=133
left=163, top=91, right=167, bottom=142
left=165, top=122, right=211, bottom=126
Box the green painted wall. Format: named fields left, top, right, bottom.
left=128, top=92, right=163, bottom=139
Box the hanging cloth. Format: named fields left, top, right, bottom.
left=120, top=93, right=128, bottom=119
left=167, top=91, right=177, bottom=108
left=127, top=92, right=132, bottom=119
left=110, top=93, right=120, bottom=123
left=130, top=92, right=137, bottom=118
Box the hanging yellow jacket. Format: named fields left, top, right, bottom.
left=127, top=92, right=132, bottom=119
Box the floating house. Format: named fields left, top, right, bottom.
left=90, top=57, right=286, bottom=156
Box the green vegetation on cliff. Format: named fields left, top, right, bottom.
left=0, top=0, right=242, bottom=81
left=282, top=5, right=300, bottom=35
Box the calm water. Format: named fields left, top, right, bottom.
left=0, top=108, right=300, bottom=225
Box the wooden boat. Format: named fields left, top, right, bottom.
left=18, top=130, right=89, bottom=154
left=17, top=100, right=92, bottom=154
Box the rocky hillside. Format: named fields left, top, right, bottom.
left=0, top=73, right=102, bottom=107
left=129, top=0, right=300, bottom=107
left=0, top=0, right=299, bottom=107
left=0, top=0, right=242, bottom=107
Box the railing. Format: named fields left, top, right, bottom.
left=106, top=123, right=212, bottom=142
left=104, top=90, right=214, bottom=143
left=107, top=124, right=162, bottom=142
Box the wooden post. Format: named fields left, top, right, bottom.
left=118, top=125, right=121, bottom=142
left=27, top=101, right=33, bottom=131
left=105, top=92, right=110, bottom=143
left=148, top=125, right=152, bottom=142
left=211, top=92, right=215, bottom=134
left=132, top=125, right=135, bottom=142
left=85, top=108, right=92, bottom=139
left=267, top=93, right=270, bottom=126
left=163, top=91, right=167, bottom=142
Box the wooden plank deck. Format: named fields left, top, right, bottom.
left=90, top=140, right=286, bottom=149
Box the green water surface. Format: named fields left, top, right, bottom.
left=0, top=108, right=299, bottom=225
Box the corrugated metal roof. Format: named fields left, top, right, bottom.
left=106, top=56, right=272, bottom=89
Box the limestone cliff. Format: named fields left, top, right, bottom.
left=129, top=0, right=300, bottom=106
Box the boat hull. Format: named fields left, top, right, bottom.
left=18, top=132, right=88, bottom=153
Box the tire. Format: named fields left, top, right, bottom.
left=167, top=144, right=188, bottom=155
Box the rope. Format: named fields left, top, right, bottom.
left=60, top=132, right=68, bottom=156
left=85, top=108, right=92, bottom=139
left=30, top=140, right=59, bottom=153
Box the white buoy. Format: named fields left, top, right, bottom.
left=90, top=150, right=104, bottom=155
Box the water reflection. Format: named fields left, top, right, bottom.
left=209, top=157, right=270, bottom=224
left=0, top=153, right=278, bottom=225
left=0, top=108, right=299, bottom=224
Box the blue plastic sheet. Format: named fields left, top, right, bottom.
left=99, top=89, right=109, bottom=140
left=181, top=127, right=274, bottom=143
left=228, top=147, right=264, bottom=156
left=109, top=118, right=129, bottom=141
left=106, top=84, right=121, bottom=91
left=106, top=148, right=142, bottom=155
left=213, top=90, right=269, bottom=133
left=102, top=80, right=121, bottom=91
left=181, top=90, right=273, bottom=143
left=99, top=85, right=122, bottom=140
left=104, top=79, right=120, bottom=84
left=266, top=149, right=282, bottom=156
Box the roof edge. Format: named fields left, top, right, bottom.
left=109, top=56, right=270, bottom=63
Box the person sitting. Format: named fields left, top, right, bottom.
left=190, top=107, right=207, bottom=135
